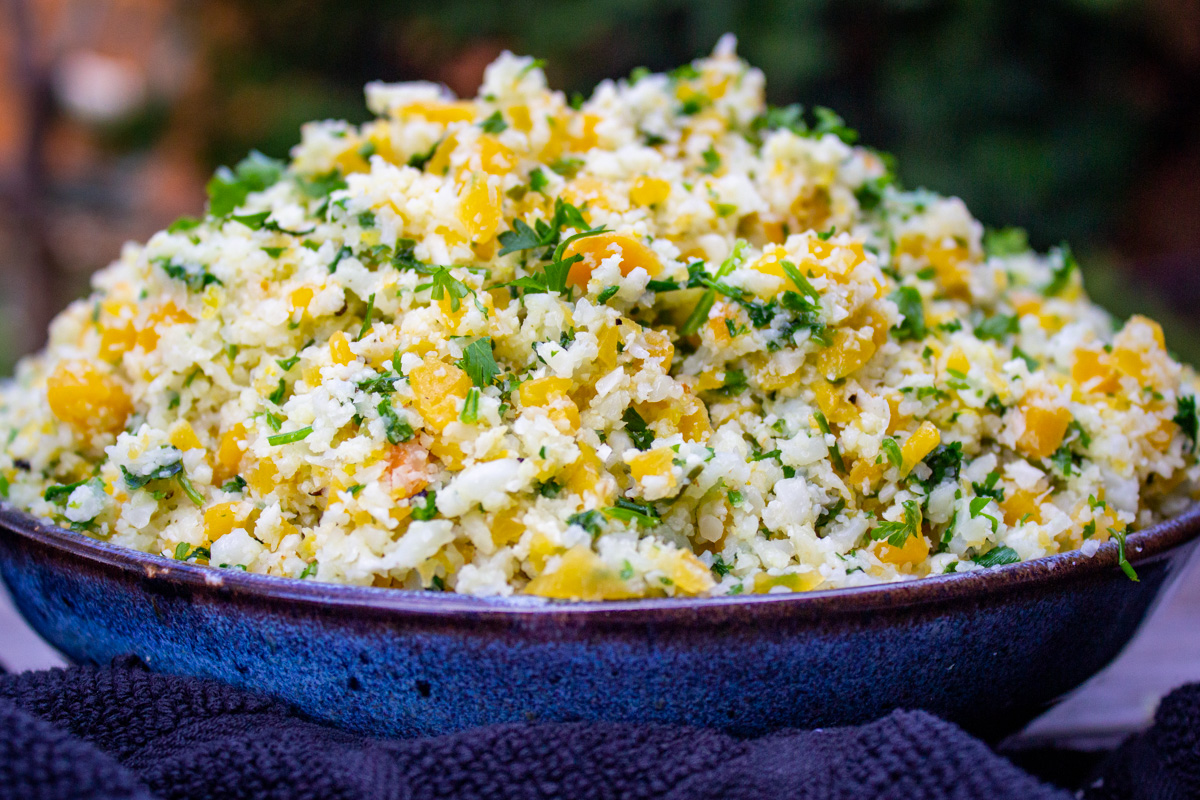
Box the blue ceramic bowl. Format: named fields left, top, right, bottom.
left=1, top=502, right=1197, bottom=740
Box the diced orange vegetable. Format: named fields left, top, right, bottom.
left=395, top=100, right=476, bottom=124
left=945, top=347, right=969, bottom=376
left=813, top=379, right=858, bottom=426
left=491, top=506, right=525, bottom=548
left=1071, top=347, right=1120, bottom=394
left=629, top=176, right=671, bottom=207
left=667, top=550, right=716, bottom=595
left=458, top=175, right=502, bottom=244
left=329, top=331, right=356, bottom=366
left=47, top=360, right=132, bottom=437
left=628, top=447, right=676, bottom=487
left=1001, top=488, right=1044, bottom=526
left=1016, top=403, right=1073, bottom=460
left=385, top=442, right=431, bottom=499
left=677, top=394, right=712, bottom=443
left=900, top=421, right=941, bottom=476
left=562, top=442, right=611, bottom=502
left=877, top=533, right=930, bottom=566
left=563, top=232, right=661, bottom=290
left=247, top=458, right=277, bottom=495
left=524, top=546, right=639, bottom=600
left=640, top=329, right=674, bottom=371
left=409, top=358, right=472, bottom=432
left=519, top=376, right=573, bottom=407
left=204, top=502, right=241, bottom=540
left=98, top=321, right=137, bottom=362
left=848, top=458, right=885, bottom=491
left=816, top=328, right=876, bottom=380
left=753, top=571, right=823, bottom=594
left=169, top=421, right=202, bottom=452
left=214, top=424, right=247, bottom=486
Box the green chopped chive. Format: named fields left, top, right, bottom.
left=357, top=293, right=376, bottom=341
left=268, top=426, right=313, bottom=446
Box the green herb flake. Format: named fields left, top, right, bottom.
left=458, top=338, right=499, bottom=387
left=268, top=426, right=313, bottom=446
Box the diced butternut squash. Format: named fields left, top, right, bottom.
left=1071, top=347, right=1120, bottom=394
left=524, top=546, right=639, bottom=600
left=666, top=550, right=716, bottom=595
left=563, top=232, right=661, bottom=290
left=876, top=533, right=930, bottom=566
left=47, top=360, right=132, bottom=437
left=1016, top=403, right=1072, bottom=460
left=677, top=394, right=712, bottom=443
left=640, top=329, right=674, bottom=371
left=329, top=331, right=356, bottom=366
left=385, top=442, right=431, bottom=499
left=409, top=358, right=472, bottom=432
left=204, top=502, right=241, bottom=540
left=1001, top=488, right=1044, bottom=526
left=491, top=506, right=525, bottom=548
left=752, top=571, right=823, bottom=594
left=628, top=447, right=676, bottom=488
left=900, top=421, right=941, bottom=476
left=247, top=458, right=277, bottom=495
left=458, top=175, right=502, bottom=244
left=214, top=424, right=247, bottom=486
left=816, top=328, right=876, bottom=380
left=848, top=458, right=885, bottom=491
left=813, top=379, right=858, bottom=426
left=98, top=321, right=137, bottom=363
left=562, top=442, right=611, bottom=502
left=629, top=176, right=671, bottom=207
left=519, top=376, right=573, bottom=407
left=169, top=421, right=202, bottom=452
left=395, top=100, right=476, bottom=124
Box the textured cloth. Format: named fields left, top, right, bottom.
left=0, top=666, right=1187, bottom=800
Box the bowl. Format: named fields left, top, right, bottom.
left=1, top=502, right=1197, bottom=741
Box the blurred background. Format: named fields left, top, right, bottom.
left=1, top=0, right=1198, bottom=370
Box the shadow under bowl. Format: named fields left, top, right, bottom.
left=1, top=503, right=1197, bottom=741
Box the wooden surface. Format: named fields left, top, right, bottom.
left=3, top=546, right=1199, bottom=745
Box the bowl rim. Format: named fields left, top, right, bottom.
left=2, top=501, right=1198, bottom=622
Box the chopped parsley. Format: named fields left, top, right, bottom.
left=1174, top=395, right=1198, bottom=453
left=479, top=110, right=507, bottom=134
left=889, top=287, right=926, bottom=341
left=871, top=499, right=922, bottom=548
left=973, top=545, right=1020, bottom=568
left=603, top=498, right=660, bottom=527
left=206, top=150, right=285, bottom=217
left=458, top=338, right=499, bottom=387
left=622, top=407, right=655, bottom=450
left=377, top=399, right=414, bottom=444
left=411, top=492, right=438, bottom=521
left=698, top=145, right=721, bottom=174
left=566, top=509, right=605, bottom=536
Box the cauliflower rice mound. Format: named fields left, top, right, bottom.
left=3, top=37, right=1199, bottom=600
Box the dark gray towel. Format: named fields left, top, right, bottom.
left=1, top=665, right=1186, bottom=800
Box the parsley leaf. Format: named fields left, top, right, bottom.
left=458, top=337, right=499, bottom=387
left=983, top=227, right=1029, bottom=258
left=1045, top=242, right=1078, bottom=296
left=889, top=287, right=926, bottom=341
left=1174, top=395, right=1198, bottom=453
left=604, top=498, right=660, bottom=527
left=974, top=545, right=1020, bottom=568
left=429, top=268, right=471, bottom=312
left=206, top=151, right=285, bottom=216
left=698, top=145, right=720, bottom=174
left=871, top=499, right=922, bottom=548
left=377, top=398, right=414, bottom=444
left=975, top=314, right=1019, bottom=341
left=479, top=110, right=507, bottom=133
left=622, top=407, right=655, bottom=449
left=566, top=509, right=605, bottom=536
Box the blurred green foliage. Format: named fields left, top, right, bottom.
left=209, top=0, right=1160, bottom=255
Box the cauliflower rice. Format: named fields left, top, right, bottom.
left=2, top=37, right=1198, bottom=600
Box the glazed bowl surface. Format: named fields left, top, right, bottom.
left=2, top=502, right=1197, bottom=740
